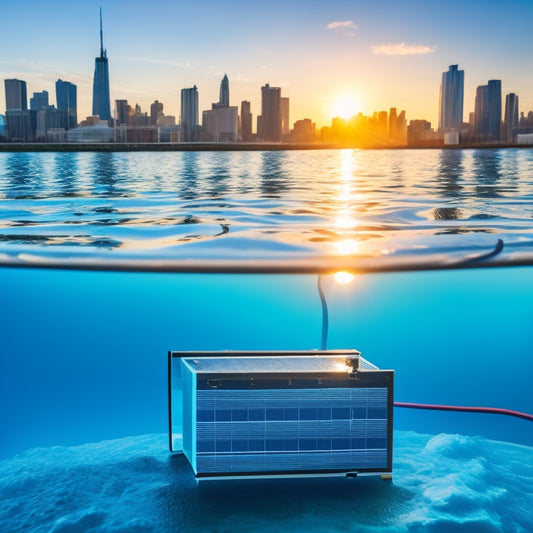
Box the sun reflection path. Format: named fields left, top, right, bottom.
left=332, top=150, right=362, bottom=256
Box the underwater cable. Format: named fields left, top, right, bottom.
left=317, top=274, right=328, bottom=350
left=457, top=238, right=504, bottom=265
left=394, top=401, right=533, bottom=421
left=317, top=272, right=533, bottom=422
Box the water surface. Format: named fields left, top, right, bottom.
left=1, top=149, right=533, bottom=268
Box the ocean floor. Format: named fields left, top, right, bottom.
left=1, top=431, right=532, bottom=532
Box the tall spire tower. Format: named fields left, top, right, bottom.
left=212, top=74, right=229, bottom=109
left=92, top=7, right=111, bottom=121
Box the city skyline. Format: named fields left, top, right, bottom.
left=1, top=0, right=533, bottom=129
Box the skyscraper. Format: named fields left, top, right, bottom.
left=439, top=65, right=464, bottom=133
left=115, top=99, right=130, bottom=126
left=281, top=97, right=290, bottom=136
left=504, top=93, right=519, bottom=143
left=4, top=79, right=32, bottom=141
left=487, top=80, right=502, bottom=141
left=241, top=100, right=252, bottom=141
left=29, top=91, right=49, bottom=111
left=220, top=74, right=229, bottom=107
left=4, top=79, right=27, bottom=110
left=180, top=86, right=198, bottom=142
left=474, top=80, right=501, bottom=142
left=150, top=100, right=164, bottom=125
left=257, top=83, right=281, bottom=142
left=56, top=79, right=77, bottom=129
left=92, top=8, right=111, bottom=121
left=212, top=74, right=229, bottom=109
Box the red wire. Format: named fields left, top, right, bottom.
left=394, top=402, right=533, bottom=422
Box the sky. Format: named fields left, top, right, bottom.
left=1, top=0, right=533, bottom=129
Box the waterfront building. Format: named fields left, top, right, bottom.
left=504, top=93, right=519, bottom=143
left=4, top=80, right=33, bottom=141
left=474, top=80, right=501, bottom=142
left=202, top=75, right=238, bottom=141
left=56, top=79, right=77, bottom=129
left=407, top=120, right=443, bottom=146
left=290, top=118, right=316, bottom=143
left=439, top=65, right=464, bottom=133
left=92, top=8, right=111, bottom=121
left=389, top=108, right=407, bottom=145
left=67, top=119, right=113, bottom=143
left=378, top=111, right=388, bottom=139
left=0, top=114, right=5, bottom=140
left=202, top=106, right=239, bottom=142
left=4, top=79, right=27, bottom=111
left=130, top=103, right=150, bottom=126
left=36, top=106, right=68, bottom=141
left=257, top=83, right=281, bottom=142
left=150, top=100, right=164, bottom=125
left=4, top=110, right=33, bottom=142
left=122, top=126, right=158, bottom=143
left=281, top=97, right=290, bottom=136
left=157, top=115, right=176, bottom=128
left=240, top=101, right=252, bottom=141
left=517, top=133, right=533, bottom=145
left=180, top=86, right=198, bottom=142
left=30, top=91, right=49, bottom=111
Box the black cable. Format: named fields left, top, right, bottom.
left=317, top=274, right=328, bottom=350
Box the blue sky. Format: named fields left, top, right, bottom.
left=1, top=0, right=533, bottom=128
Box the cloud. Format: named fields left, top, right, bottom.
left=327, top=20, right=358, bottom=31
left=372, top=42, right=436, bottom=55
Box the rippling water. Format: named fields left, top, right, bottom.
left=1, top=148, right=533, bottom=268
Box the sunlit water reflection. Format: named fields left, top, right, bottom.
left=0, top=148, right=532, bottom=264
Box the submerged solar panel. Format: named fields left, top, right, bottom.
left=168, top=350, right=393, bottom=479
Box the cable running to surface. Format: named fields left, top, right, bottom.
left=317, top=274, right=328, bottom=351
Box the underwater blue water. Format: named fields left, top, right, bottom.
left=1, top=149, right=533, bottom=531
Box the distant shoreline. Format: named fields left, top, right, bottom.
left=0, top=142, right=532, bottom=152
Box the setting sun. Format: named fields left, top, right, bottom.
left=330, top=94, right=362, bottom=119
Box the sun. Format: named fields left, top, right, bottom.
left=330, top=94, right=361, bottom=120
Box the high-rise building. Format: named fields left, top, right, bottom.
left=30, top=91, right=49, bottom=111
left=115, top=99, right=130, bottom=126
left=257, top=83, right=281, bottom=142
left=487, top=80, right=502, bottom=141
left=180, top=86, right=198, bottom=142
left=241, top=100, right=252, bottom=141
left=474, top=85, right=488, bottom=140
left=504, top=93, right=519, bottom=143
left=92, top=8, right=111, bottom=121
left=4, top=79, right=27, bottom=110
left=150, top=100, right=164, bottom=125
left=202, top=106, right=238, bottom=142
left=212, top=74, right=229, bottom=109
left=131, top=103, right=149, bottom=126
left=36, top=107, right=68, bottom=141
left=474, top=80, right=501, bottom=142
left=439, top=65, right=464, bottom=133
left=388, top=108, right=407, bottom=145
left=4, top=79, right=33, bottom=141
left=281, top=97, right=290, bottom=136
left=56, top=79, right=77, bottom=129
